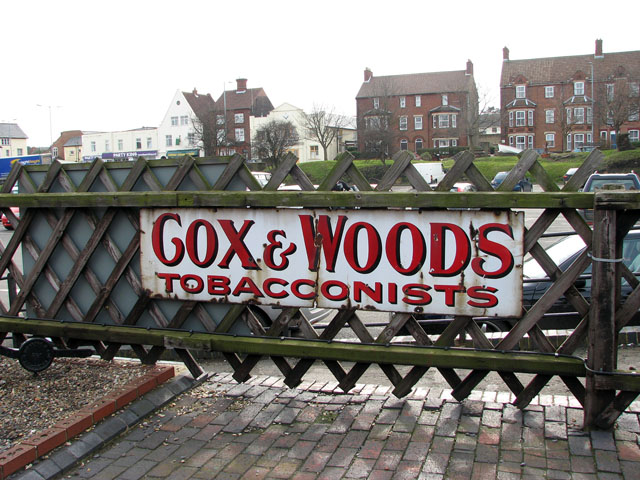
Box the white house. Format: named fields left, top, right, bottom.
left=0, top=123, right=28, bottom=158
left=82, top=127, right=158, bottom=162
left=251, top=103, right=356, bottom=163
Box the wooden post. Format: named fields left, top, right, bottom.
left=584, top=189, right=619, bottom=429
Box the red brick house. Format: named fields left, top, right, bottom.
left=214, top=78, right=274, bottom=159
left=501, top=39, right=640, bottom=152
left=355, top=63, right=478, bottom=156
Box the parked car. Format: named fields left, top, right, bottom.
left=562, top=167, right=578, bottom=184
left=579, top=172, right=640, bottom=222
left=1, top=206, right=19, bottom=229
left=490, top=171, right=533, bottom=192
left=450, top=182, right=478, bottom=192
left=252, top=171, right=272, bottom=187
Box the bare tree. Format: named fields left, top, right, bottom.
left=252, top=119, right=299, bottom=167
left=595, top=79, right=639, bottom=148
left=463, top=86, right=492, bottom=148
left=358, top=78, right=397, bottom=161
left=304, top=105, right=348, bottom=161
left=190, top=108, right=235, bottom=157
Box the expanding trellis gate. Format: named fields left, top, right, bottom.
left=1, top=149, right=639, bottom=430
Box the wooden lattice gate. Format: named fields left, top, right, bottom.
left=1, top=149, right=639, bottom=430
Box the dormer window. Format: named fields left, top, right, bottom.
left=574, top=81, right=585, bottom=95
left=515, top=85, right=526, bottom=99
left=400, top=96, right=406, bottom=108
left=442, top=94, right=448, bottom=106
left=373, top=97, right=380, bottom=109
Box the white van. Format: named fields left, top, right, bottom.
left=413, top=162, right=446, bottom=185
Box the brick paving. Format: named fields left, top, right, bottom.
left=11, top=372, right=640, bottom=479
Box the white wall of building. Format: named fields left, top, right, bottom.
left=157, top=90, right=201, bottom=157
left=82, top=127, right=158, bottom=161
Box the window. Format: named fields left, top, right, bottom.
left=435, top=139, right=450, bottom=148
left=629, top=106, right=639, bottom=122
left=310, top=145, right=319, bottom=158
left=399, top=116, right=408, bottom=130
left=545, top=109, right=555, bottom=124
left=171, top=116, right=178, bottom=126
left=235, top=113, right=244, bottom=124
left=438, top=115, right=449, bottom=128
left=545, top=86, right=554, bottom=98
left=415, top=95, right=421, bottom=107
left=527, top=110, right=534, bottom=126
left=567, top=134, right=572, bottom=151
left=52, top=147, right=58, bottom=157
left=574, top=82, right=585, bottom=95
left=600, top=131, right=608, bottom=141
left=165, top=135, right=172, bottom=147
left=216, top=115, right=225, bottom=125
left=574, top=133, right=585, bottom=149
left=400, top=97, right=406, bottom=108
left=105, top=140, right=110, bottom=151
left=509, top=137, right=514, bottom=146
left=629, top=130, right=639, bottom=143
left=442, top=94, right=448, bottom=106
left=91, top=141, right=96, bottom=152
left=587, top=107, right=593, bottom=124
left=452, top=115, right=457, bottom=128
left=452, top=139, right=458, bottom=147
left=188, top=133, right=195, bottom=145
left=574, top=107, right=585, bottom=124
left=516, top=85, right=526, bottom=99
left=17, top=148, right=23, bottom=155
left=400, top=139, right=408, bottom=150
left=414, top=116, right=423, bottom=130
left=515, top=111, right=525, bottom=126
left=545, top=133, right=555, bottom=148
left=566, top=108, right=572, bottom=123
left=235, top=128, right=245, bottom=142
left=180, top=115, right=189, bottom=125
left=117, top=139, right=123, bottom=150
left=606, top=84, right=615, bottom=101
left=630, top=82, right=639, bottom=98
left=515, top=136, right=526, bottom=150
left=147, top=137, right=153, bottom=148
left=528, top=135, right=534, bottom=148
left=509, top=111, right=514, bottom=127
left=136, top=138, right=142, bottom=149
left=587, top=133, right=592, bottom=144
left=373, top=98, right=380, bottom=109
left=0, top=138, right=8, bottom=145
left=415, top=138, right=423, bottom=151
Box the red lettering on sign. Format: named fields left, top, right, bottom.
left=263, top=230, right=297, bottom=270
left=186, top=219, right=218, bottom=268
left=429, top=223, right=470, bottom=277
left=263, top=277, right=289, bottom=299
left=434, top=284, right=466, bottom=306
left=299, top=214, right=347, bottom=272
left=207, top=275, right=230, bottom=295
left=181, top=274, right=204, bottom=294
left=321, top=280, right=349, bottom=301
left=152, top=213, right=184, bottom=266
left=386, top=223, right=426, bottom=275
left=402, top=284, right=432, bottom=305
left=467, top=286, right=499, bottom=308
left=471, top=224, right=515, bottom=279
left=218, top=219, right=259, bottom=269
left=353, top=281, right=383, bottom=303
left=232, top=276, right=264, bottom=297
left=157, top=272, right=180, bottom=292
left=291, top=278, right=316, bottom=300
left=344, top=222, right=382, bottom=273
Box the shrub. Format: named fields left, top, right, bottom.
left=618, top=133, right=632, bottom=151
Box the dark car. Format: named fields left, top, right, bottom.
left=579, top=172, right=640, bottom=222
left=490, top=171, right=533, bottom=192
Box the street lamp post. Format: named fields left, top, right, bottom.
left=36, top=104, right=61, bottom=147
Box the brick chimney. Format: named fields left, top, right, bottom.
left=595, top=39, right=603, bottom=58
left=503, top=47, right=509, bottom=61
left=236, top=78, right=247, bottom=93
left=364, top=68, right=372, bottom=83
left=466, top=59, right=473, bottom=76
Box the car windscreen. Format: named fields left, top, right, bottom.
left=523, top=235, right=586, bottom=279
left=587, top=178, right=639, bottom=191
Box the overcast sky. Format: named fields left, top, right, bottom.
left=2, top=0, right=638, bottom=147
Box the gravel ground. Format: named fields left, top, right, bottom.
left=0, top=355, right=157, bottom=454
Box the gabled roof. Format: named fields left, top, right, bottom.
left=501, top=50, right=640, bottom=86
left=356, top=70, right=474, bottom=99
left=0, top=123, right=27, bottom=139
left=63, top=136, right=82, bottom=147
left=214, top=88, right=274, bottom=117
left=183, top=90, right=216, bottom=120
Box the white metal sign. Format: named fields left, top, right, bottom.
left=140, top=208, right=524, bottom=316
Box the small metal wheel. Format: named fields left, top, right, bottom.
left=18, top=338, right=55, bottom=373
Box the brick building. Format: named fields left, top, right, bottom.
left=214, top=78, right=274, bottom=159
left=501, top=39, right=640, bottom=152
left=355, top=63, right=478, bottom=156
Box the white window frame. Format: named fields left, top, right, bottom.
left=310, top=145, right=319, bottom=158
left=415, top=138, right=423, bottom=151
left=165, top=135, right=172, bottom=147
left=515, top=135, right=526, bottom=150
left=527, top=110, right=534, bottom=126
left=566, top=108, right=572, bottom=124
left=438, top=115, right=449, bottom=128
left=452, top=115, right=457, bottom=128
left=442, top=94, right=448, bottom=106
left=171, top=116, right=178, bottom=126
left=117, top=139, right=123, bottom=150
left=515, top=111, right=525, bottom=127
left=414, top=116, right=423, bottom=130
left=528, top=135, right=534, bottom=148
left=587, top=107, right=593, bottom=124
left=400, top=96, right=406, bottom=108
left=587, top=132, right=593, bottom=144
left=400, top=139, right=408, bottom=150
left=545, top=86, right=554, bottom=98
left=574, top=107, right=585, bottom=124
left=574, top=82, right=585, bottom=96
left=567, top=134, right=572, bottom=151
left=515, top=85, right=526, bottom=99
left=180, top=115, right=189, bottom=125
left=630, top=82, right=640, bottom=97
left=399, top=116, right=408, bottom=131
left=628, top=130, right=639, bottom=143
left=105, top=140, right=110, bottom=152
left=373, top=97, right=380, bottom=109
left=606, top=84, right=615, bottom=101
left=509, top=111, right=514, bottom=127
left=415, top=95, right=421, bottom=107
left=136, top=138, right=142, bottom=149
left=452, top=139, right=458, bottom=147
left=545, top=133, right=555, bottom=148
left=235, top=128, right=245, bottom=142
left=545, top=109, right=555, bottom=124
left=91, top=141, right=96, bottom=152
left=574, top=133, right=585, bottom=148
left=147, top=137, right=153, bottom=148
left=234, top=113, right=244, bottom=124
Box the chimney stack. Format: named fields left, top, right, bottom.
left=503, top=47, right=510, bottom=61
left=236, top=78, right=247, bottom=93
left=595, top=39, right=603, bottom=58
left=364, top=68, right=372, bottom=83
left=466, top=59, right=473, bottom=76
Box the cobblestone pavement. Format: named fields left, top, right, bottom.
left=13, top=372, right=640, bottom=480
